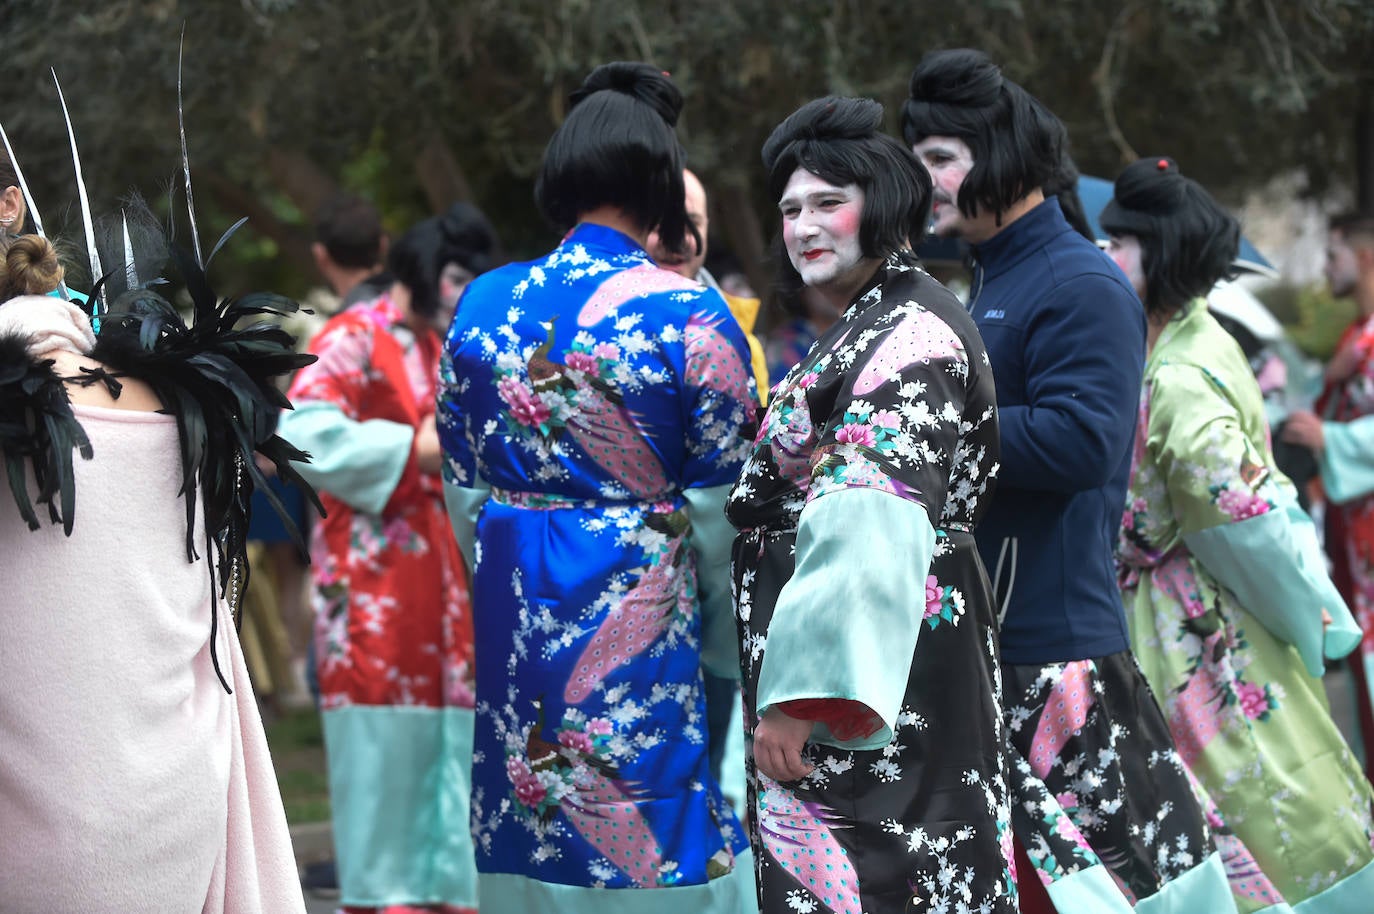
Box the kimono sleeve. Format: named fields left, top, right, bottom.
left=756, top=305, right=967, bottom=749
left=1150, top=364, right=1356, bottom=677
left=437, top=340, right=491, bottom=571
left=282, top=319, right=413, bottom=515
left=1321, top=415, right=1374, bottom=504
left=680, top=290, right=757, bottom=489
left=681, top=291, right=758, bottom=680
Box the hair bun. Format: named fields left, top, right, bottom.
left=1111, top=155, right=1188, bottom=216
left=908, top=48, right=1002, bottom=110
left=762, top=96, right=883, bottom=173
left=440, top=202, right=498, bottom=275
left=2, top=233, right=65, bottom=299
left=570, top=61, right=683, bottom=127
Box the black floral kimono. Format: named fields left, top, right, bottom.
left=727, top=256, right=1017, bottom=914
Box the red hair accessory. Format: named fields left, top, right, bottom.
left=1157, top=158, right=1170, bottom=171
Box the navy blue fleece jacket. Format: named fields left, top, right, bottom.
left=969, top=197, right=1146, bottom=665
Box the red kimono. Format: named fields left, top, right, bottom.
left=284, top=294, right=477, bottom=911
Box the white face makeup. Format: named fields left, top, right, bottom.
left=778, top=168, right=869, bottom=300
left=432, top=260, right=477, bottom=332
left=1105, top=234, right=1146, bottom=301
left=439, top=261, right=476, bottom=311
left=911, top=135, right=982, bottom=241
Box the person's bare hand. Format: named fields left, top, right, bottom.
left=753, top=706, right=816, bottom=782
left=1281, top=411, right=1325, bottom=453
left=415, top=414, right=443, bottom=476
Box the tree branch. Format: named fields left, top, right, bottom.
left=1091, top=4, right=1140, bottom=166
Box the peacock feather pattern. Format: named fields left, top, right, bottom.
left=756, top=774, right=862, bottom=914
left=565, top=508, right=692, bottom=703
left=441, top=224, right=755, bottom=896
left=517, top=317, right=668, bottom=499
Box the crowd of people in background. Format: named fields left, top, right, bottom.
left=5, top=42, right=1374, bottom=914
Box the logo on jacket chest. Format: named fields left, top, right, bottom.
left=981, top=308, right=1006, bottom=320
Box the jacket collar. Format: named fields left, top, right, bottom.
left=970, top=196, right=1076, bottom=279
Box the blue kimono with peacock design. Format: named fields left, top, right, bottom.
left=437, top=223, right=758, bottom=914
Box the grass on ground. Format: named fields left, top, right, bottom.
left=264, top=707, right=331, bottom=825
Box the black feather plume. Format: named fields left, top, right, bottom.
left=88, top=231, right=323, bottom=691
left=0, top=332, right=93, bottom=535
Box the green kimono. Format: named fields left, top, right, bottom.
left=1118, top=300, right=1374, bottom=913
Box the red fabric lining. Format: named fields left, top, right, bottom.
left=778, top=698, right=884, bottom=741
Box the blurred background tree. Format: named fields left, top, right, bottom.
left=3, top=0, right=1373, bottom=302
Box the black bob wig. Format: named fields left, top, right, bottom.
left=902, top=48, right=1065, bottom=226
left=534, top=62, right=697, bottom=258
left=1099, top=156, right=1239, bottom=316
left=762, top=95, right=932, bottom=285
left=388, top=202, right=499, bottom=319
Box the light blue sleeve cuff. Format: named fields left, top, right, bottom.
left=443, top=475, right=491, bottom=574
left=683, top=484, right=740, bottom=680
left=1283, top=497, right=1362, bottom=662
left=1322, top=417, right=1374, bottom=504
left=278, top=402, right=413, bottom=516
left=756, top=487, right=936, bottom=751
left=1184, top=501, right=1358, bottom=678
left=1046, top=865, right=1135, bottom=913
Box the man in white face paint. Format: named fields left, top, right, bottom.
left=904, top=48, right=1236, bottom=913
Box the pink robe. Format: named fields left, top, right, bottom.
left=0, top=402, right=305, bottom=913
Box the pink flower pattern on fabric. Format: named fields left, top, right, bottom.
left=497, top=376, right=552, bottom=428
left=1214, top=485, right=1272, bottom=521
left=835, top=423, right=876, bottom=447
left=924, top=576, right=943, bottom=620
left=1236, top=681, right=1272, bottom=720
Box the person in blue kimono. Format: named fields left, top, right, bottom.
left=436, top=61, right=757, bottom=914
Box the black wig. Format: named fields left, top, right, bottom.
left=902, top=48, right=1065, bottom=225
left=1099, top=156, right=1239, bottom=316
left=763, top=96, right=932, bottom=278
left=388, top=202, right=499, bottom=318
left=1045, top=156, right=1094, bottom=241
left=534, top=62, right=696, bottom=256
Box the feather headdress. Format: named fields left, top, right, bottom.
left=1, top=56, right=322, bottom=692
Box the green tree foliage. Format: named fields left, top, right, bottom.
left=3, top=0, right=1372, bottom=298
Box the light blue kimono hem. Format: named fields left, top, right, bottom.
left=756, top=487, right=936, bottom=752
left=1044, top=864, right=1134, bottom=913
left=1293, top=856, right=1374, bottom=914
left=323, top=704, right=478, bottom=907
left=478, top=848, right=758, bottom=914
left=1322, top=418, right=1374, bottom=505
left=1133, top=852, right=1234, bottom=914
